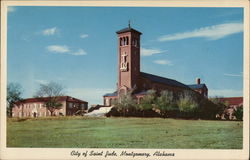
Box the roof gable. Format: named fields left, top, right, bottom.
left=116, top=27, right=142, bottom=35
left=15, top=96, right=87, bottom=104
left=188, top=84, right=207, bottom=90
left=103, top=91, right=118, bottom=97
left=217, top=97, right=243, bottom=106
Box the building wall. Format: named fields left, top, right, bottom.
left=194, top=88, right=208, bottom=98
left=12, top=100, right=88, bottom=117
left=13, top=102, right=54, bottom=118
left=118, top=31, right=141, bottom=90
left=65, top=101, right=88, bottom=116
left=103, top=96, right=117, bottom=106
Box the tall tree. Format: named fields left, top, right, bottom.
left=34, top=81, right=65, bottom=116
left=155, top=90, right=177, bottom=118
left=7, top=82, right=23, bottom=117
left=177, top=90, right=198, bottom=118
left=114, top=90, right=136, bottom=116
left=138, top=90, right=156, bottom=117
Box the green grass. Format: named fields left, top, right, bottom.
left=7, top=116, right=243, bottom=149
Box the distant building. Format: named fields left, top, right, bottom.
left=103, top=25, right=208, bottom=106
left=12, top=96, right=88, bottom=118
left=217, top=97, right=243, bottom=108
left=188, top=78, right=208, bottom=98
left=212, top=97, right=243, bottom=120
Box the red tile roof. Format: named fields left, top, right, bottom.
left=218, top=97, right=243, bottom=106
left=15, top=96, right=87, bottom=104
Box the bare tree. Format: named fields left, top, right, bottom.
left=34, top=81, right=65, bottom=116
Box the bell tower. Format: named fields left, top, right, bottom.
left=116, top=23, right=142, bottom=94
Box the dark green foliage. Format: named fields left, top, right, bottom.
left=234, top=105, right=243, bottom=121
left=7, top=83, right=23, bottom=117
left=155, top=90, right=178, bottom=118
left=177, top=90, right=198, bottom=118
left=138, top=90, right=156, bottom=116
left=208, top=97, right=228, bottom=119
left=111, top=89, right=223, bottom=119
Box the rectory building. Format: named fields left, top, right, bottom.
left=12, top=96, right=88, bottom=118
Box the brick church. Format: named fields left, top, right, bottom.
left=103, top=24, right=208, bottom=106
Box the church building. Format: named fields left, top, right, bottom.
left=103, top=25, right=208, bottom=106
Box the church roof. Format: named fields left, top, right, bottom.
left=15, top=96, right=88, bottom=105
left=140, top=72, right=189, bottom=89
left=212, top=97, right=243, bottom=106
left=188, top=84, right=207, bottom=90
left=116, top=27, right=142, bottom=35
left=103, top=91, right=118, bottom=97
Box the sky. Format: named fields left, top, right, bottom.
left=7, top=6, right=243, bottom=105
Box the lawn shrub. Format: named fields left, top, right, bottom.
left=155, top=90, right=179, bottom=118
left=110, top=89, right=224, bottom=120
left=234, top=105, right=243, bottom=121
left=177, top=90, right=198, bottom=118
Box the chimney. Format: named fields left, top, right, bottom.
left=196, top=78, right=201, bottom=84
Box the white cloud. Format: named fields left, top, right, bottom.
left=8, top=6, right=16, bottom=13
left=35, top=79, right=48, bottom=85
left=224, top=73, right=243, bottom=77
left=47, top=45, right=70, bottom=53
left=42, top=27, right=58, bottom=36
left=71, top=49, right=87, bottom=56
left=141, top=48, right=165, bottom=56
left=209, top=89, right=242, bottom=97
left=158, top=22, right=243, bottom=42
left=46, top=45, right=87, bottom=56
left=153, top=60, right=173, bottom=66
left=80, top=34, right=89, bottom=39
left=67, top=88, right=115, bottom=105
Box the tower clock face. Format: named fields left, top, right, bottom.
left=120, top=52, right=128, bottom=72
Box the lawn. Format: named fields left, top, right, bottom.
left=7, top=117, right=243, bottom=149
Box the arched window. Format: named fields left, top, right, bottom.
left=120, top=38, right=122, bottom=46
left=123, top=37, right=126, bottom=46
left=126, top=37, right=129, bottom=45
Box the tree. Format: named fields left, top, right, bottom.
left=177, top=90, right=198, bottom=118
left=234, top=105, right=243, bottom=121
left=114, top=90, right=137, bottom=116
left=138, top=90, right=156, bottom=117
left=155, top=90, right=178, bottom=118
left=7, top=82, right=23, bottom=117
left=209, top=97, right=227, bottom=119
left=34, top=81, right=65, bottom=116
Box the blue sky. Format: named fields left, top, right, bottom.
left=7, top=6, right=243, bottom=105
